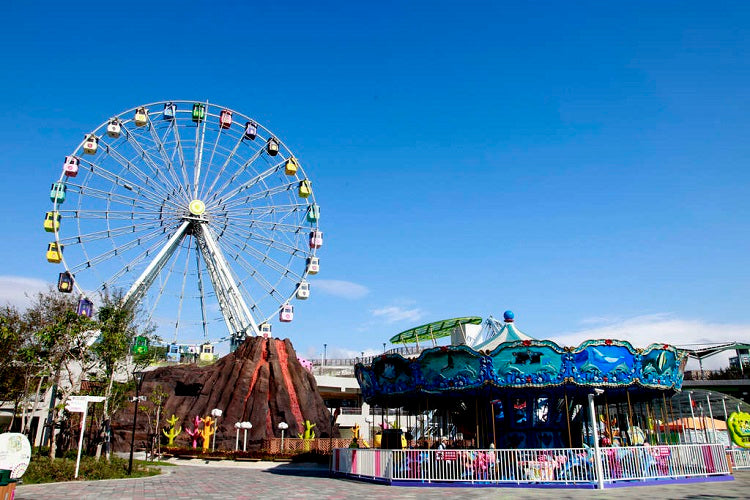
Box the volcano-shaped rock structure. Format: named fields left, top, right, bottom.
left=112, top=337, right=334, bottom=451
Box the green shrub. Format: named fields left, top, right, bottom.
left=21, top=454, right=161, bottom=484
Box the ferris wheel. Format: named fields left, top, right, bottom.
left=45, top=100, right=321, bottom=349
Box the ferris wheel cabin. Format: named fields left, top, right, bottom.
left=106, top=118, right=121, bottom=138
left=131, top=335, right=149, bottom=355
left=44, top=211, right=61, bottom=232
left=266, top=137, right=279, bottom=156
left=63, top=156, right=79, bottom=177
left=192, top=103, right=205, bottom=122
left=259, top=322, right=272, bottom=338
left=163, top=102, right=176, bottom=120
left=298, top=179, right=312, bottom=198
left=46, top=242, right=63, bottom=263
left=306, top=256, right=319, bottom=274
left=134, top=107, right=148, bottom=127
left=57, top=271, right=73, bottom=293
left=166, top=343, right=180, bottom=362
left=219, top=109, right=233, bottom=129
left=199, top=343, right=215, bottom=362
left=279, top=304, right=294, bottom=322
left=77, top=298, right=94, bottom=318
left=243, top=121, right=257, bottom=140
left=296, top=281, right=310, bottom=300
left=309, top=230, right=323, bottom=249
left=306, top=204, right=320, bottom=223
left=285, top=157, right=298, bottom=176
left=50, top=182, right=66, bottom=203
left=83, top=134, right=98, bottom=155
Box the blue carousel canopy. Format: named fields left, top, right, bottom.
left=355, top=338, right=688, bottom=404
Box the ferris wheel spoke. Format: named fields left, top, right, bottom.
left=202, top=134, right=247, bottom=198
left=207, top=160, right=287, bottom=210
left=218, top=202, right=309, bottom=219
left=219, top=230, right=304, bottom=285
left=194, top=238, right=209, bottom=342
left=145, top=236, right=187, bottom=332
left=198, top=120, right=225, bottom=198
left=226, top=217, right=309, bottom=235
left=123, top=220, right=191, bottom=309
left=145, top=115, right=192, bottom=199
left=98, top=135, right=180, bottom=203
left=211, top=177, right=296, bottom=215
left=66, top=182, right=183, bottom=215
left=167, top=117, right=191, bottom=194
left=69, top=224, right=173, bottom=275
left=58, top=220, right=165, bottom=246
left=193, top=223, right=260, bottom=338
left=206, top=147, right=267, bottom=204
left=57, top=209, right=166, bottom=220
left=193, top=105, right=209, bottom=199
left=115, top=122, right=185, bottom=197
left=216, top=231, right=290, bottom=305
left=100, top=234, right=178, bottom=291
left=227, top=224, right=311, bottom=258
left=78, top=156, right=177, bottom=208
left=168, top=238, right=193, bottom=343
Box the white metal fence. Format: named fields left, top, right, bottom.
left=332, top=444, right=730, bottom=487
left=728, top=448, right=750, bottom=470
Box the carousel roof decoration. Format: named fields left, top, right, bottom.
left=473, top=311, right=534, bottom=351
left=356, top=311, right=689, bottom=406
left=389, top=316, right=482, bottom=347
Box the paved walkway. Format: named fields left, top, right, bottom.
left=14, top=461, right=750, bottom=499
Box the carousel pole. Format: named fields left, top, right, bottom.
left=706, top=393, right=717, bottom=443
left=564, top=392, right=572, bottom=448
left=688, top=392, right=697, bottom=443
left=626, top=391, right=635, bottom=445
left=661, top=392, right=672, bottom=444
left=604, top=395, right=612, bottom=445
left=490, top=399, right=497, bottom=449
left=721, top=397, right=733, bottom=448
left=475, top=398, right=480, bottom=448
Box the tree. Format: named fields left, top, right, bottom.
left=22, top=289, right=98, bottom=460
left=92, top=290, right=155, bottom=459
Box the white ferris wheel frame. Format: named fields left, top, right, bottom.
left=49, top=100, right=320, bottom=344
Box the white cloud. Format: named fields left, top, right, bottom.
left=0, top=276, right=52, bottom=309
left=552, top=313, right=750, bottom=370
left=313, top=279, right=369, bottom=299
left=371, top=305, right=426, bottom=324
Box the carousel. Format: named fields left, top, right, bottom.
left=355, top=311, right=688, bottom=450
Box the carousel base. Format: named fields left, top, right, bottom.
left=331, top=444, right=734, bottom=489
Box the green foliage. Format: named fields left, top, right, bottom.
left=21, top=454, right=160, bottom=484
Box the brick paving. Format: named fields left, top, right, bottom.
left=14, top=462, right=750, bottom=499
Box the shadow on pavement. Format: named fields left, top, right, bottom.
left=263, top=462, right=330, bottom=478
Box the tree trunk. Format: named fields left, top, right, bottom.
left=48, top=366, right=63, bottom=461
left=95, top=370, right=115, bottom=461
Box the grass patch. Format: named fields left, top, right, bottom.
left=21, top=454, right=161, bottom=484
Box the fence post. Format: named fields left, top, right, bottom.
left=588, top=393, right=605, bottom=490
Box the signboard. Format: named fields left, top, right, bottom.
left=0, top=433, right=31, bottom=479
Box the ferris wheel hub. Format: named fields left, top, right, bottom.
left=189, top=199, right=206, bottom=216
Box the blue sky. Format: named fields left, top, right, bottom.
left=2, top=1, right=749, bottom=368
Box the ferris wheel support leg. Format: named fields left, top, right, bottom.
left=194, top=223, right=261, bottom=341
left=123, top=221, right=191, bottom=309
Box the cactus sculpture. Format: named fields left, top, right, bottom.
left=162, top=414, right=182, bottom=445
left=185, top=415, right=202, bottom=449
left=199, top=415, right=216, bottom=452
left=298, top=419, right=316, bottom=440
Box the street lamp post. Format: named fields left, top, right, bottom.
left=211, top=409, right=222, bottom=452
left=323, top=343, right=327, bottom=368
left=234, top=422, right=241, bottom=451
left=278, top=422, right=288, bottom=451
left=240, top=422, right=252, bottom=451
left=128, top=370, right=145, bottom=475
